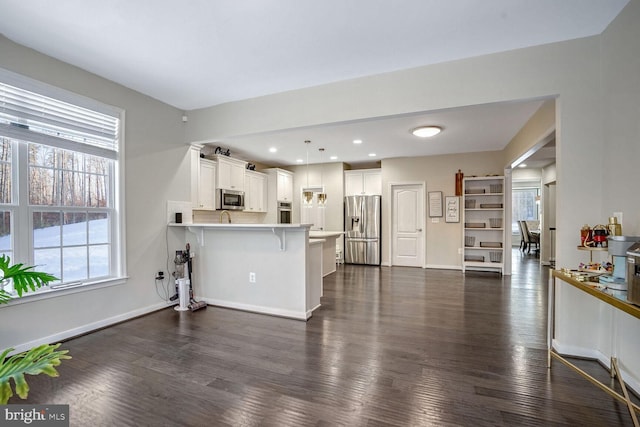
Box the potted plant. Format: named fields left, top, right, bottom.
left=0, top=255, right=71, bottom=404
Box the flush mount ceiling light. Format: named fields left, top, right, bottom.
left=269, top=147, right=277, bottom=153
left=353, top=139, right=363, bottom=144
left=411, top=126, right=442, bottom=138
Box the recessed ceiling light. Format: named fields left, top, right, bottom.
left=269, top=147, right=277, bottom=153
left=296, top=158, right=304, bottom=163
left=518, top=163, right=527, bottom=168
left=368, top=153, right=376, bottom=157
left=330, top=155, right=337, bottom=160
left=353, top=139, right=363, bottom=144
left=412, top=126, right=442, bottom=138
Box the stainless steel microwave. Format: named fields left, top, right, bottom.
left=216, top=188, right=245, bottom=210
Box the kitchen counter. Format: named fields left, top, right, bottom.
left=169, top=222, right=321, bottom=320
left=309, top=230, right=345, bottom=238
left=170, top=222, right=309, bottom=229
left=170, top=222, right=311, bottom=251
left=308, top=230, right=345, bottom=276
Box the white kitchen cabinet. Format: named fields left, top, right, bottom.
left=190, top=146, right=201, bottom=209
left=462, top=176, right=505, bottom=275
left=197, top=159, right=216, bottom=210
left=264, top=168, right=294, bottom=223
left=244, top=170, right=267, bottom=212
left=190, top=146, right=216, bottom=210
left=191, top=150, right=217, bottom=210
left=265, top=168, right=293, bottom=202
left=276, top=169, right=293, bottom=202
left=344, top=169, right=381, bottom=195
left=214, top=155, right=246, bottom=191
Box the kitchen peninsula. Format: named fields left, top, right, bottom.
left=309, top=230, right=345, bottom=276
left=169, top=223, right=322, bottom=320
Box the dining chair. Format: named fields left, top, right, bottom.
left=518, top=220, right=528, bottom=252
left=522, top=220, right=540, bottom=254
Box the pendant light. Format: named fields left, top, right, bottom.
left=318, top=147, right=327, bottom=204
left=302, top=140, right=313, bottom=204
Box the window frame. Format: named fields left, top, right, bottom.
left=511, top=185, right=540, bottom=235
left=0, top=68, right=127, bottom=304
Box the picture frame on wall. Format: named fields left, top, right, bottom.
left=445, top=196, right=460, bottom=223
left=428, top=191, right=443, bottom=217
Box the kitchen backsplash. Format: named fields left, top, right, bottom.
left=193, top=210, right=267, bottom=224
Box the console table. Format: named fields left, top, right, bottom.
left=548, top=269, right=640, bottom=426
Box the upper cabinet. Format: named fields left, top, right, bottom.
left=213, top=155, right=246, bottom=191
left=244, top=170, right=267, bottom=212
left=266, top=168, right=293, bottom=202
left=263, top=168, right=294, bottom=223
left=190, top=146, right=217, bottom=210
left=344, top=169, right=382, bottom=196
left=197, top=159, right=216, bottom=210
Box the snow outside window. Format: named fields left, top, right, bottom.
left=0, top=69, right=125, bottom=297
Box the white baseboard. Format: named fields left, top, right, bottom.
left=552, top=339, right=640, bottom=396
left=552, top=339, right=601, bottom=360
left=305, top=303, right=321, bottom=319
left=202, top=298, right=308, bottom=321
left=9, top=301, right=173, bottom=354
left=424, top=264, right=462, bottom=271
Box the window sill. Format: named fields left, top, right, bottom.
left=1, top=276, right=129, bottom=307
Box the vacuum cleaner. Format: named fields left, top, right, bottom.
left=170, top=243, right=207, bottom=312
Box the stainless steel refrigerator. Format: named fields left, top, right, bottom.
left=344, top=195, right=381, bottom=265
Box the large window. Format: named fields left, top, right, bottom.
left=0, top=69, right=124, bottom=298
left=512, top=187, right=539, bottom=234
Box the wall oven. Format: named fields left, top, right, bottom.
left=216, top=189, right=245, bottom=210
left=277, top=201, right=292, bottom=224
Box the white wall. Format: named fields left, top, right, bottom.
left=584, top=0, right=640, bottom=389
left=184, top=0, right=640, bottom=388
left=2, top=0, right=640, bottom=387
left=185, top=34, right=605, bottom=270
left=289, top=162, right=345, bottom=233
left=512, top=168, right=542, bottom=183
left=0, top=35, right=186, bottom=351
left=383, top=152, right=504, bottom=268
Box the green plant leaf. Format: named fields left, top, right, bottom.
left=0, top=344, right=71, bottom=404
left=0, top=290, right=11, bottom=304
left=0, top=255, right=58, bottom=299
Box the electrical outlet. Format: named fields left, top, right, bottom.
left=249, top=272, right=256, bottom=283
left=458, top=248, right=462, bottom=255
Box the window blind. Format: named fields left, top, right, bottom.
left=0, top=81, right=119, bottom=159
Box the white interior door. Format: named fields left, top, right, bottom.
left=392, top=184, right=424, bottom=267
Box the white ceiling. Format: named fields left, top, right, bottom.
left=0, top=0, right=627, bottom=166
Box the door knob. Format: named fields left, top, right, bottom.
left=416, top=228, right=422, bottom=232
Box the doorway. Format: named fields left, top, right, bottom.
left=391, top=183, right=425, bottom=267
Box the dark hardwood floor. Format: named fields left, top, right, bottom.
left=19, top=249, right=638, bottom=426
